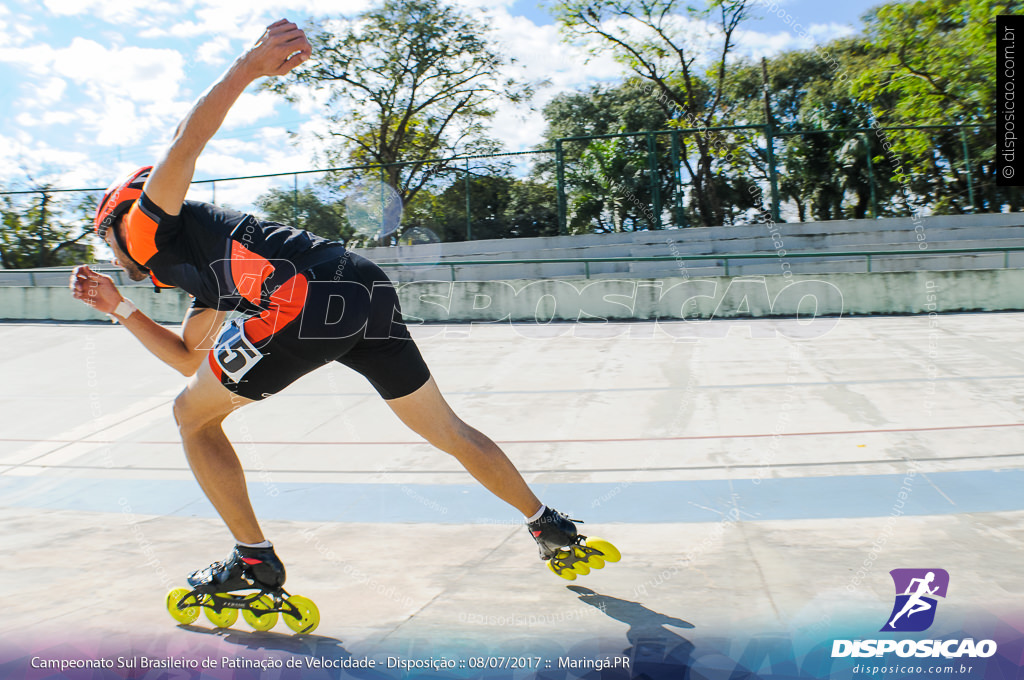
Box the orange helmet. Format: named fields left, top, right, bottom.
left=94, top=166, right=152, bottom=237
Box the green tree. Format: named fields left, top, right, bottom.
left=853, top=0, right=1023, bottom=212
left=569, top=136, right=650, bottom=233
left=255, top=186, right=353, bottom=243
left=268, top=0, right=530, bottom=211
left=0, top=185, right=95, bottom=269
left=720, top=42, right=898, bottom=221
left=552, top=0, right=754, bottom=226
left=405, top=175, right=559, bottom=242
left=504, top=179, right=560, bottom=238
left=536, top=81, right=683, bottom=232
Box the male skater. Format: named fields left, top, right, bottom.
left=71, top=19, right=580, bottom=593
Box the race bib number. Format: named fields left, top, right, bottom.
left=213, top=319, right=262, bottom=383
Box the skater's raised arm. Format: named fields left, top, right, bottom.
left=143, top=19, right=311, bottom=217
left=70, top=265, right=225, bottom=376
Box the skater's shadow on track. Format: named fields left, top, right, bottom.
left=178, top=623, right=347, bottom=655
left=568, top=585, right=694, bottom=639
left=568, top=586, right=695, bottom=675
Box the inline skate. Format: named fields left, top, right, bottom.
left=528, top=507, right=620, bottom=580
left=165, top=544, right=320, bottom=633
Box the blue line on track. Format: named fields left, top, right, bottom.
left=1, top=469, right=1021, bottom=523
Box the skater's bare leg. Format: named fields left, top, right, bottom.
left=173, top=360, right=264, bottom=544
left=386, top=376, right=543, bottom=517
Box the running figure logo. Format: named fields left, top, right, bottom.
left=881, top=568, right=950, bottom=632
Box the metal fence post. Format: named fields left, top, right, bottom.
left=864, top=133, right=879, bottom=219
left=646, top=131, right=662, bottom=229
left=765, top=126, right=780, bottom=223
left=465, top=157, right=472, bottom=241
left=211, top=181, right=216, bottom=204
left=761, top=59, right=780, bottom=223
left=670, top=129, right=686, bottom=228
left=292, top=173, right=299, bottom=226
left=379, top=166, right=387, bottom=240
left=555, top=139, right=567, bottom=235
left=960, top=128, right=975, bottom=213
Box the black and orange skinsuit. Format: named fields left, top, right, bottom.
left=121, top=193, right=430, bottom=401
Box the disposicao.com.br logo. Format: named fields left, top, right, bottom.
left=832, top=569, right=997, bottom=659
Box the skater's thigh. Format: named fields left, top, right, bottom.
left=383, top=376, right=462, bottom=444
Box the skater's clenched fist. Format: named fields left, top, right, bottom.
left=240, top=19, right=312, bottom=79
left=70, top=265, right=122, bottom=315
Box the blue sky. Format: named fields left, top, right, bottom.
left=0, top=0, right=885, bottom=205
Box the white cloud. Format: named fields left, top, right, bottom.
left=806, top=22, right=857, bottom=43
left=15, top=110, right=78, bottom=127
left=51, top=38, right=185, bottom=104
left=450, top=0, right=516, bottom=11
left=0, top=10, right=35, bottom=48
left=479, top=9, right=628, bottom=152
left=0, top=43, right=56, bottom=76
left=0, top=132, right=98, bottom=188
left=195, top=35, right=233, bottom=64
left=21, top=77, right=68, bottom=109
left=222, top=90, right=279, bottom=129
left=733, top=28, right=808, bottom=58
left=42, top=0, right=188, bottom=25
left=176, top=0, right=373, bottom=42
left=732, top=21, right=856, bottom=60
left=492, top=11, right=625, bottom=92
left=90, top=96, right=145, bottom=146
left=191, top=126, right=314, bottom=209
left=0, top=0, right=868, bottom=207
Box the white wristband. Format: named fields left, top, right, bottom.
left=110, top=298, right=138, bottom=322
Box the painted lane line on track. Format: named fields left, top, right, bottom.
left=1, top=421, right=1022, bottom=447
left=2, top=470, right=1022, bottom=523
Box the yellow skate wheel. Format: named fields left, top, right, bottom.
left=567, top=547, right=591, bottom=575
left=283, top=595, right=320, bottom=634
left=548, top=560, right=577, bottom=580
left=587, top=538, right=620, bottom=562
left=204, top=594, right=239, bottom=628
left=586, top=555, right=606, bottom=569
left=242, top=595, right=278, bottom=632
left=166, top=588, right=200, bottom=625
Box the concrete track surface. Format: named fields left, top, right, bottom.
left=2, top=314, right=1023, bottom=679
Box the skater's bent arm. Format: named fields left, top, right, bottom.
left=120, top=307, right=225, bottom=377
left=143, top=20, right=311, bottom=216
left=70, top=266, right=224, bottom=376
left=179, top=307, right=227, bottom=374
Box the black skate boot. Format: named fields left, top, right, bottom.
left=528, top=507, right=579, bottom=560
left=166, top=544, right=319, bottom=634
left=527, top=507, right=621, bottom=581
left=186, top=544, right=286, bottom=593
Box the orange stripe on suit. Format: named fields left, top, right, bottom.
left=243, top=273, right=309, bottom=344
left=230, top=240, right=275, bottom=308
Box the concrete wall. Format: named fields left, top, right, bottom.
left=393, top=270, right=1021, bottom=323
left=358, top=212, right=1024, bottom=263
left=354, top=212, right=1024, bottom=281
left=5, top=268, right=1023, bottom=324
left=1, top=286, right=194, bottom=323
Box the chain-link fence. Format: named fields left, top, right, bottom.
left=0, top=122, right=1014, bottom=269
